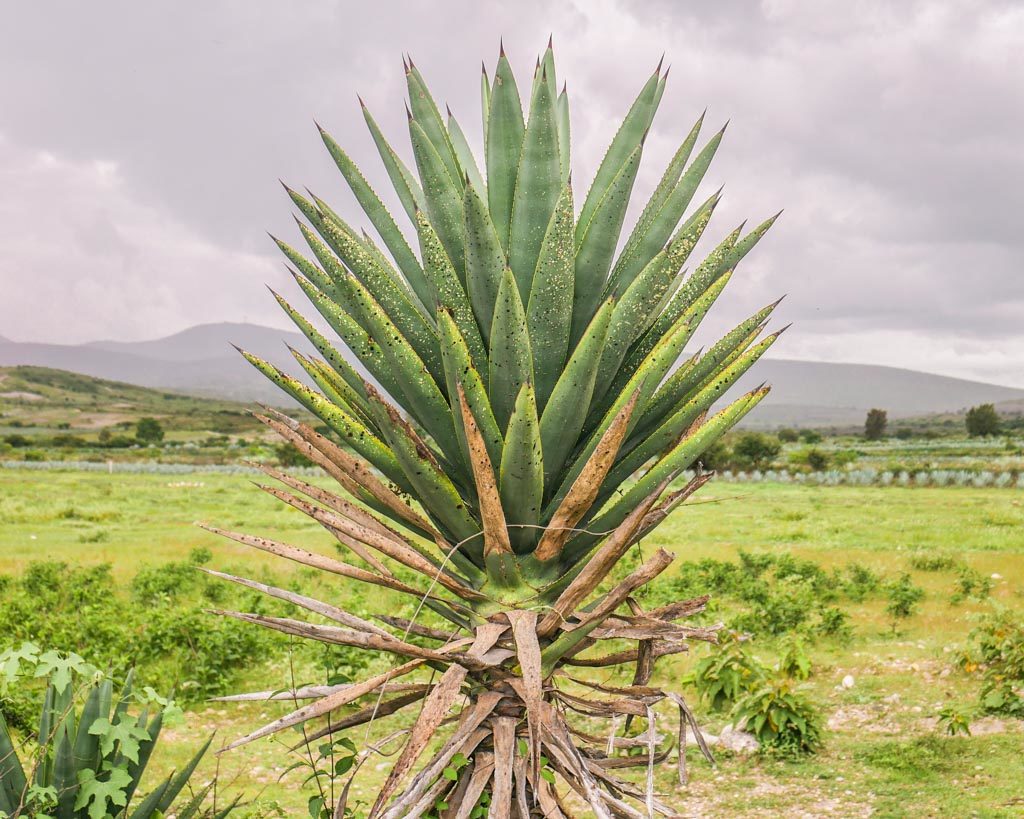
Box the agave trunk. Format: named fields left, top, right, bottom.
left=208, top=40, right=782, bottom=816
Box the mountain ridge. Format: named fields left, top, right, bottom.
left=3, top=322, right=1022, bottom=425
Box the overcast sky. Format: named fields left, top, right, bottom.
left=1, top=0, right=1021, bottom=385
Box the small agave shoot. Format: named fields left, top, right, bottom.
left=207, top=41, right=783, bottom=816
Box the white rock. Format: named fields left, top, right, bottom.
left=717, top=723, right=760, bottom=754
left=882, top=693, right=901, bottom=704
left=991, top=573, right=1003, bottom=580
left=841, top=675, right=856, bottom=689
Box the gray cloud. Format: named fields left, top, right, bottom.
left=0, top=0, right=1021, bottom=385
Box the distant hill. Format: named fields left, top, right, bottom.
left=3, top=322, right=1023, bottom=426
left=0, top=323, right=314, bottom=404
left=0, top=365, right=271, bottom=435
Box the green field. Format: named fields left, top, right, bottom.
left=2, top=467, right=1022, bottom=817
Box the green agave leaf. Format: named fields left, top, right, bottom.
left=589, top=198, right=718, bottom=412
left=447, top=108, right=486, bottom=193
left=538, top=299, right=614, bottom=493
left=570, top=141, right=644, bottom=346
left=486, top=50, right=526, bottom=252
left=0, top=713, right=26, bottom=814
left=317, top=124, right=432, bottom=310
left=406, top=59, right=463, bottom=185
left=409, top=119, right=467, bottom=284
left=670, top=222, right=744, bottom=311
left=123, top=709, right=159, bottom=808
left=364, top=386, right=481, bottom=546
left=361, top=98, right=425, bottom=223
left=480, top=63, right=490, bottom=144
left=156, top=735, right=214, bottom=813
left=405, top=59, right=462, bottom=182
left=508, top=65, right=561, bottom=302
left=270, top=290, right=373, bottom=414
left=71, top=680, right=104, bottom=773
left=239, top=350, right=408, bottom=490
left=499, top=383, right=544, bottom=553
left=416, top=211, right=488, bottom=380
left=272, top=235, right=344, bottom=303
left=290, top=350, right=377, bottom=433
left=550, top=305, right=698, bottom=512
left=638, top=298, right=781, bottom=435
left=556, top=84, right=571, bottom=183
left=53, top=722, right=76, bottom=817
left=488, top=267, right=534, bottom=432
left=631, top=112, right=704, bottom=241
left=606, top=329, right=783, bottom=491
left=611, top=263, right=735, bottom=403
left=719, top=211, right=782, bottom=274
left=329, top=272, right=463, bottom=465
left=608, top=134, right=722, bottom=299
left=463, top=180, right=506, bottom=346
left=526, top=180, right=574, bottom=410
left=563, top=386, right=769, bottom=565
left=286, top=272, right=405, bottom=402
left=438, top=309, right=504, bottom=473
left=308, top=204, right=441, bottom=369
left=575, top=68, right=660, bottom=246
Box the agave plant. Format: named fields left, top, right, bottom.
left=209, top=40, right=782, bottom=816
left=0, top=662, right=225, bottom=818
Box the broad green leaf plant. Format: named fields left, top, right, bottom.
left=0, top=643, right=234, bottom=819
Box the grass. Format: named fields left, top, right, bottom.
left=1, top=468, right=1022, bottom=817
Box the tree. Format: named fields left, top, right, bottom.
left=135, top=416, right=165, bottom=445
left=210, top=42, right=784, bottom=814
left=965, top=404, right=1001, bottom=437
left=733, top=432, right=782, bottom=469
left=864, top=408, right=887, bottom=440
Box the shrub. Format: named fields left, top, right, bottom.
left=816, top=606, right=852, bottom=642
left=805, top=449, right=829, bottom=471
left=733, top=678, right=822, bottom=755
left=777, top=428, right=799, bottom=443
left=885, top=574, right=925, bottom=631
left=908, top=553, right=958, bottom=572
left=800, top=430, right=822, bottom=444
left=960, top=610, right=1024, bottom=717
left=689, top=634, right=768, bottom=712
left=936, top=703, right=973, bottom=736
left=732, top=433, right=782, bottom=469
left=950, top=566, right=993, bottom=604
left=135, top=416, right=165, bottom=445
left=0, top=644, right=220, bottom=818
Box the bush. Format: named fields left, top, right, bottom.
left=733, top=678, right=822, bottom=755
left=275, top=442, right=316, bottom=468
left=689, top=636, right=822, bottom=756
left=0, top=560, right=279, bottom=702
left=805, top=449, right=829, bottom=471
left=908, top=553, right=958, bottom=572
left=777, top=428, right=799, bottom=443
left=960, top=610, right=1024, bottom=717
left=800, top=430, right=822, bottom=444
left=885, top=574, right=925, bottom=630
left=689, top=634, right=767, bottom=712
left=950, top=566, right=993, bottom=604
left=732, top=433, right=782, bottom=469
left=135, top=416, right=165, bottom=445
